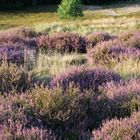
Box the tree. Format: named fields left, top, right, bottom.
left=57, top=0, right=84, bottom=19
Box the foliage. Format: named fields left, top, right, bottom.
left=0, top=63, right=33, bottom=93
left=58, top=0, right=83, bottom=19
left=101, top=79, right=140, bottom=118
left=87, top=39, right=140, bottom=68
left=51, top=66, right=121, bottom=92
left=86, top=32, right=115, bottom=48
left=93, top=110, right=140, bottom=140
left=0, top=86, right=93, bottom=139
left=119, top=31, right=140, bottom=49
left=38, top=33, right=87, bottom=53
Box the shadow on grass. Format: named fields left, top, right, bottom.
left=0, top=5, right=57, bottom=14
left=84, top=1, right=140, bottom=11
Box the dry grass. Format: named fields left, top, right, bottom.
left=0, top=4, right=140, bottom=34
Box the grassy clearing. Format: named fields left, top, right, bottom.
left=0, top=3, right=140, bottom=34
left=35, top=53, right=87, bottom=76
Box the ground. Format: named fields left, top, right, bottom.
left=0, top=3, right=140, bottom=34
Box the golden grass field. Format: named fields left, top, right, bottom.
left=0, top=3, right=140, bottom=34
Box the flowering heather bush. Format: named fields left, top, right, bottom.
left=0, top=43, right=25, bottom=63
left=0, top=39, right=37, bottom=66
left=30, top=86, right=92, bottom=131
left=12, top=27, right=39, bottom=38
left=101, top=79, right=140, bottom=118
left=0, top=86, right=93, bottom=139
left=0, top=33, right=25, bottom=44
left=51, top=66, right=121, bottom=92
left=0, top=63, right=33, bottom=93
left=0, top=125, right=58, bottom=140
left=92, top=110, right=140, bottom=140
left=127, top=32, right=140, bottom=49
left=0, top=32, right=37, bottom=47
left=0, top=27, right=38, bottom=38
left=87, top=39, right=140, bottom=68
left=0, top=94, right=58, bottom=140
left=86, top=32, right=116, bottom=48
left=38, top=33, right=87, bottom=53
left=119, top=31, right=140, bottom=49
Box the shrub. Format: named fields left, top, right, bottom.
left=0, top=43, right=25, bottom=63
left=86, top=32, right=116, bottom=48
left=119, top=31, right=140, bottom=49
left=0, top=29, right=38, bottom=45
left=127, top=32, right=140, bottom=49
left=0, top=63, right=33, bottom=93
left=87, top=39, right=140, bottom=68
left=31, top=86, right=92, bottom=132
left=0, top=86, right=92, bottom=138
left=92, top=110, right=140, bottom=140
left=0, top=27, right=39, bottom=38
left=51, top=66, right=121, bottom=92
left=0, top=34, right=25, bottom=44
left=38, top=33, right=87, bottom=53
left=0, top=94, right=58, bottom=140
left=118, top=31, right=137, bottom=42
left=83, top=79, right=140, bottom=130
left=101, top=79, right=140, bottom=118
left=0, top=125, right=58, bottom=140
left=58, top=0, right=83, bottom=19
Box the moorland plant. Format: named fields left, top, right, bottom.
left=0, top=1, right=140, bottom=140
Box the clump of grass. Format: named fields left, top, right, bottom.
left=35, top=53, right=87, bottom=77
left=113, top=59, right=140, bottom=79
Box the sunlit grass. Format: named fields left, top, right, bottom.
left=35, top=53, right=87, bottom=77
left=0, top=4, right=140, bottom=34
left=113, top=59, right=140, bottom=79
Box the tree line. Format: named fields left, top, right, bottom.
left=0, top=0, right=138, bottom=10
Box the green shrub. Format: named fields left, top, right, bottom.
left=58, top=0, right=84, bottom=19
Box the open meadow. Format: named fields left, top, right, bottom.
left=0, top=1, right=140, bottom=140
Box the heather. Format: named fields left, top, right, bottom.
left=119, top=31, right=140, bottom=49
left=38, top=33, right=87, bottom=54
left=100, top=79, right=140, bottom=118
left=86, top=32, right=115, bottom=48
left=0, top=86, right=93, bottom=139
left=0, top=63, right=33, bottom=93
left=0, top=5, right=140, bottom=138
left=51, top=66, right=121, bottom=92
left=87, top=39, right=140, bottom=68
left=92, top=110, right=140, bottom=140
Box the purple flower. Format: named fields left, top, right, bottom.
left=51, top=66, right=121, bottom=92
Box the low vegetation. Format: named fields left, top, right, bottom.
left=0, top=1, right=140, bottom=140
